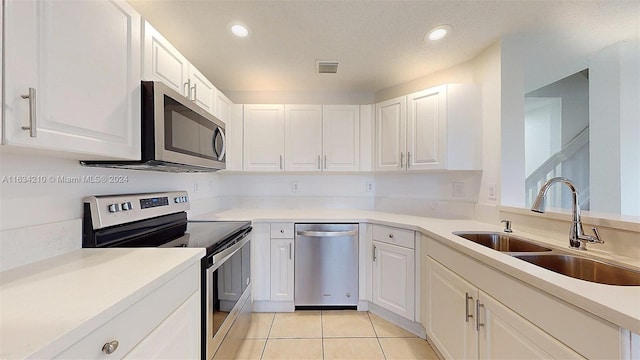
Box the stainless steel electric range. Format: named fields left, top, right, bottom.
left=82, top=191, right=252, bottom=360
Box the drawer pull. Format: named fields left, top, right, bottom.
left=280, top=229, right=284, bottom=233
left=102, top=340, right=119, bottom=355
left=388, top=234, right=394, bottom=239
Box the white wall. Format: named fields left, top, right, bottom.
left=216, top=173, right=375, bottom=209
left=0, top=151, right=224, bottom=270
left=374, top=172, right=481, bottom=219
left=590, top=40, right=640, bottom=216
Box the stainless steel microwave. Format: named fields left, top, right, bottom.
left=81, top=81, right=226, bottom=172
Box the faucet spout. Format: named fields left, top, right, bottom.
left=530, top=177, right=603, bottom=250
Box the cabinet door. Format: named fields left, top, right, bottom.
left=477, top=291, right=582, bottom=359
left=215, top=90, right=234, bottom=123
left=284, top=105, right=323, bottom=171
left=143, top=21, right=190, bottom=96
left=251, top=223, right=271, bottom=301
left=426, top=257, right=478, bottom=360
left=3, top=0, right=141, bottom=160
left=323, top=105, right=360, bottom=171
left=270, top=239, right=294, bottom=301
left=189, top=65, right=216, bottom=115
left=372, top=241, right=415, bottom=320
left=243, top=105, right=285, bottom=171
left=375, top=96, right=406, bottom=171
left=406, top=86, right=447, bottom=170
left=124, top=292, right=200, bottom=360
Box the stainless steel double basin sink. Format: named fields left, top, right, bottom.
left=453, top=232, right=640, bottom=286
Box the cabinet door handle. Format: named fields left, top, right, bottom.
left=388, top=233, right=394, bottom=239
left=373, top=245, right=377, bottom=261
left=21, top=88, right=37, bottom=137
left=407, top=152, right=411, bottom=169
left=465, top=293, right=473, bottom=322
left=400, top=152, right=404, bottom=168
left=289, top=243, right=292, bottom=260
left=102, top=340, right=119, bottom=355
left=191, top=83, right=197, bottom=102
left=324, top=154, right=327, bottom=169
left=279, top=155, right=283, bottom=170
left=317, top=155, right=321, bottom=170
left=184, top=79, right=191, bottom=97
left=476, top=300, right=485, bottom=331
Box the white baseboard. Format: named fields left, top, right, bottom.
left=357, top=299, right=369, bottom=311
left=367, top=302, right=426, bottom=339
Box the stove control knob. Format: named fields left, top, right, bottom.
left=121, top=202, right=129, bottom=211
left=108, top=204, right=119, bottom=213
left=182, top=196, right=188, bottom=203
left=174, top=197, right=181, bottom=203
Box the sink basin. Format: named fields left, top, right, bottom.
left=453, top=232, right=552, bottom=252
left=514, top=254, right=640, bottom=286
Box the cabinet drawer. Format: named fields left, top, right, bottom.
left=55, top=262, right=200, bottom=359
left=271, top=223, right=294, bottom=238
left=372, top=224, right=415, bottom=249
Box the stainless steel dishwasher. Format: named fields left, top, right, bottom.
left=295, top=223, right=359, bottom=307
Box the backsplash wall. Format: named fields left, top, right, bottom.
left=0, top=152, right=223, bottom=270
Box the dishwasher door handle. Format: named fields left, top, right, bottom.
left=296, top=230, right=357, bottom=237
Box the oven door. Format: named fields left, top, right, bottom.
left=204, top=235, right=251, bottom=360
left=144, top=81, right=226, bottom=170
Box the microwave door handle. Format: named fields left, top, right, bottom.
left=212, top=127, right=226, bottom=161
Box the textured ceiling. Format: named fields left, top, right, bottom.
left=127, top=0, right=640, bottom=94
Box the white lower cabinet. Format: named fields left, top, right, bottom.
left=477, top=290, right=582, bottom=359
left=55, top=262, right=201, bottom=359
left=426, top=256, right=478, bottom=359
left=124, top=292, right=200, bottom=359
left=426, top=257, right=582, bottom=359
left=270, top=238, right=294, bottom=301
left=371, top=225, right=416, bottom=321
left=372, top=240, right=415, bottom=320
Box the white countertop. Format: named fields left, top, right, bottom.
left=195, top=208, right=640, bottom=334
left=0, top=248, right=205, bottom=360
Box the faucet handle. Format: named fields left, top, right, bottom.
left=501, top=220, right=513, bottom=233
left=590, top=227, right=604, bottom=244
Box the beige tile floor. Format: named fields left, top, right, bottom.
left=236, top=310, right=439, bottom=360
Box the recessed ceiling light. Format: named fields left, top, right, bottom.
left=426, top=24, right=452, bottom=41
left=228, top=22, right=250, bottom=38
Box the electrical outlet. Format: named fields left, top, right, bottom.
left=365, top=181, right=374, bottom=193
left=488, top=183, right=497, bottom=200
left=452, top=181, right=465, bottom=197
left=291, top=181, right=299, bottom=193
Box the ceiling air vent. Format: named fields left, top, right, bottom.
left=317, top=60, right=339, bottom=74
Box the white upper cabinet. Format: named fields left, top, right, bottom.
left=375, top=84, right=481, bottom=171
left=243, top=104, right=285, bottom=171
left=3, top=0, right=141, bottom=159
left=406, top=86, right=447, bottom=170
left=143, top=21, right=189, bottom=96
left=284, top=105, right=323, bottom=172
left=188, top=66, right=216, bottom=115
left=244, top=104, right=361, bottom=172
left=323, top=105, right=360, bottom=171
left=143, top=21, right=222, bottom=118
left=215, top=90, right=234, bottom=124
left=375, top=96, right=407, bottom=171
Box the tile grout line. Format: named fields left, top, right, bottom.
left=259, top=313, right=276, bottom=360
left=320, top=310, right=325, bottom=360
left=367, top=311, right=388, bottom=360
